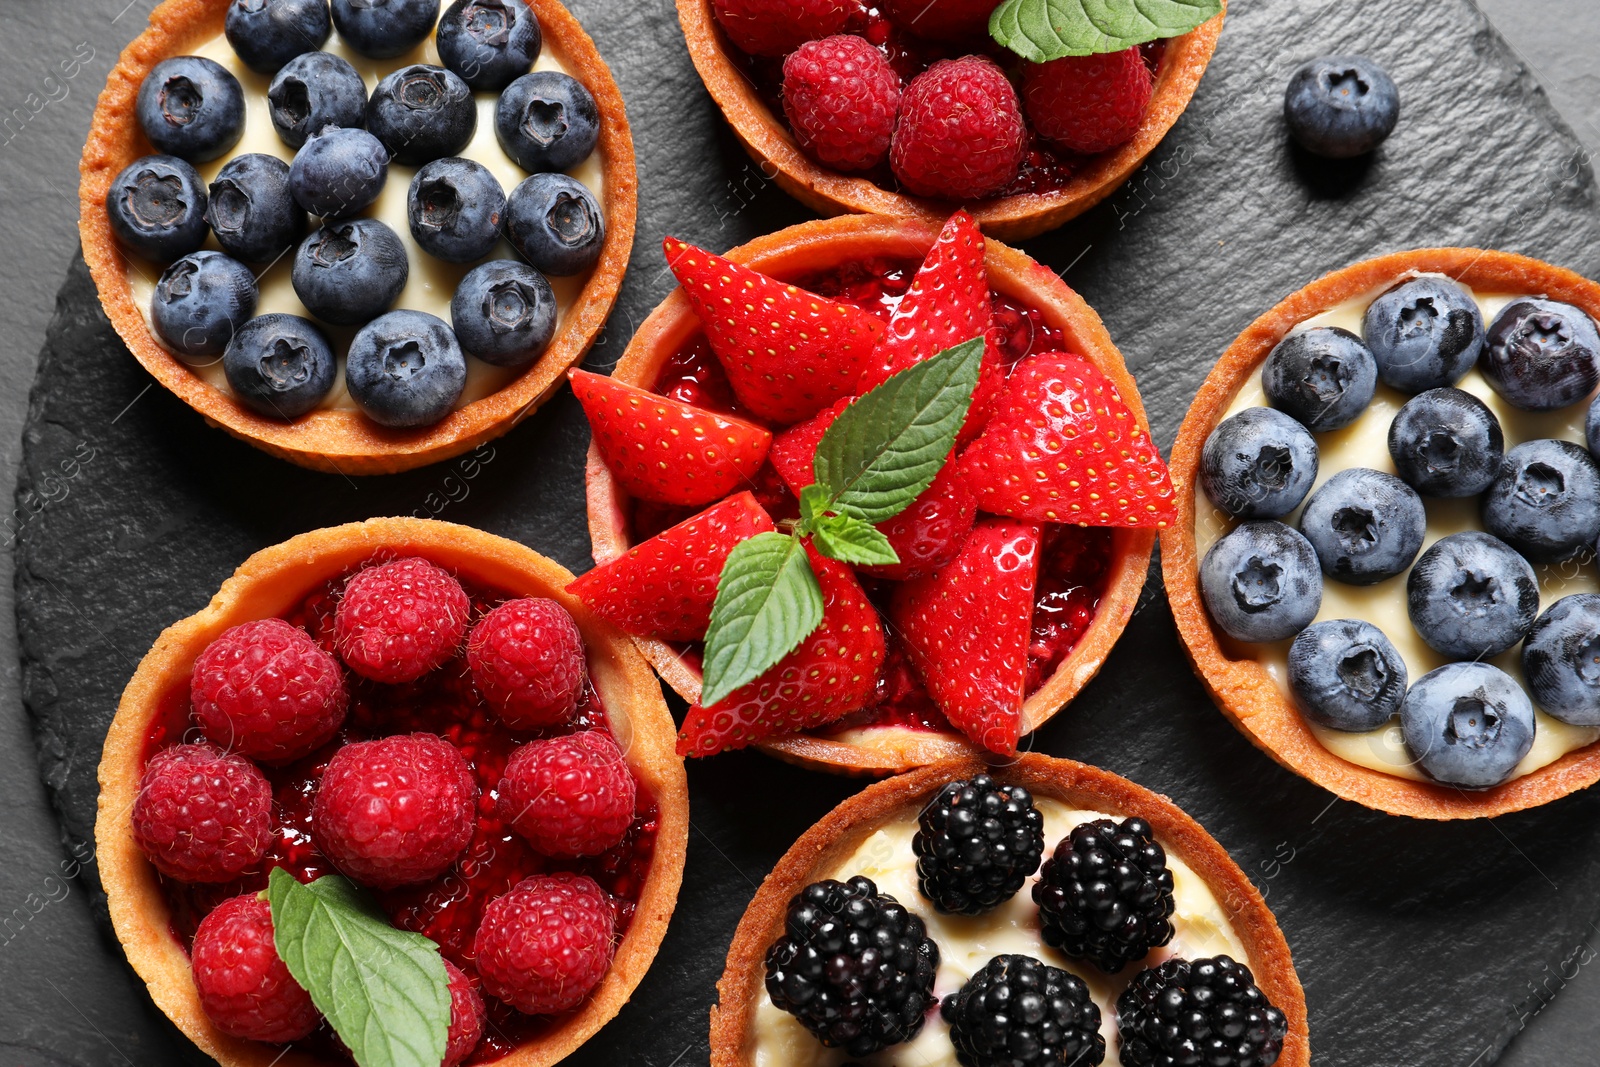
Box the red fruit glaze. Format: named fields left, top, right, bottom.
left=473, top=873, right=616, bottom=1015
left=132, top=743, right=273, bottom=884
left=467, top=598, right=587, bottom=729
left=1027, top=525, right=1113, bottom=692
left=883, top=0, right=996, bottom=40
left=498, top=731, right=638, bottom=858
left=712, top=0, right=851, bottom=57
left=1024, top=48, right=1154, bottom=156
left=190, top=618, right=347, bottom=763
left=191, top=894, right=320, bottom=1043
left=335, top=557, right=470, bottom=684
left=655, top=336, right=742, bottom=415
left=443, top=960, right=487, bottom=1067
left=891, top=57, right=1028, bottom=200
left=782, top=35, right=901, bottom=172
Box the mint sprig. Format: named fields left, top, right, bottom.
left=699, top=531, right=823, bottom=707
left=989, top=0, right=1221, bottom=62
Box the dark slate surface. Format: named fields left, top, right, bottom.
left=14, top=0, right=1600, bottom=1064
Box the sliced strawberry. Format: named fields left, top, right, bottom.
left=664, top=238, right=885, bottom=423
left=955, top=351, right=1176, bottom=527
left=767, top=396, right=853, bottom=496
left=890, top=518, right=1041, bottom=754
left=570, top=369, right=772, bottom=508
left=677, top=547, right=886, bottom=757
left=567, top=493, right=774, bottom=643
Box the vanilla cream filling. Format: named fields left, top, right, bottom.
left=1194, top=276, right=1600, bottom=783
left=124, top=0, right=605, bottom=414
left=750, top=800, right=1248, bottom=1067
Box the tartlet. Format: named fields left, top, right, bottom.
left=96, top=517, right=688, bottom=1067
left=79, top=0, right=637, bottom=475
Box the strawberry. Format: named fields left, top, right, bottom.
left=955, top=351, right=1177, bottom=527
left=767, top=396, right=853, bottom=496
left=664, top=237, right=885, bottom=423
left=890, top=518, right=1042, bottom=755
left=677, top=547, right=886, bottom=757
left=567, top=493, right=774, bottom=643
left=570, top=369, right=772, bottom=508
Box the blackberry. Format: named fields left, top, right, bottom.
left=764, top=876, right=939, bottom=1057
left=1117, top=956, right=1289, bottom=1067
left=942, top=954, right=1106, bottom=1067
left=1033, top=817, right=1175, bottom=972
left=914, top=774, right=1046, bottom=915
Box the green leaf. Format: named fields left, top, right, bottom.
left=989, top=0, right=1221, bottom=62
left=811, top=513, right=901, bottom=567
left=812, top=338, right=984, bottom=525
left=699, top=532, right=823, bottom=707
left=268, top=869, right=450, bottom=1067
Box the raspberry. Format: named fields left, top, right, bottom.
left=443, top=960, right=486, bottom=1067
left=191, top=894, right=321, bottom=1043
left=334, top=557, right=470, bottom=684
left=473, top=873, right=616, bottom=1015
left=711, top=0, right=851, bottom=57
left=190, top=618, right=348, bottom=763
left=466, top=598, right=587, bottom=729
left=884, top=0, right=997, bottom=41
left=782, top=35, right=902, bottom=173
left=311, top=732, right=477, bottom=888
left=1022, top=48, right=1153, bottom=155
left=497, top=731, right=637, bottom=858
left=131, top=743, right=272, bottom=884
left=891, top=56, right=1028, bottom=200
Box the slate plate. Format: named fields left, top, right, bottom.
left=16, top=0, right=1600, bottom=1064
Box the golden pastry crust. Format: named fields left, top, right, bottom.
left=78, top=0, right=637, bottom=475
left=1163, top=248, right=1600, bottom=820
left=708, top=753, right=1309, bottom=1066
left=674, top=0, right=1224, bottom=241
left=585, top=213, right=1157, bottom=775
left=95, top=517, right=688, bottom=1067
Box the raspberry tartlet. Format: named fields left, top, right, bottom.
left=80, top=0, right=636, bottom=474
left=1165, top=249, right=1600, bottom=819
left=710, top=755, right=1308, bottom=1066
left=96, top=518, right=687, bottom=1066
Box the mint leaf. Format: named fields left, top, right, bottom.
left=811, top=513, right=900, bottom=567
left=700, top=532, right=823, bottom=707
left=812, top=338, right=984, bottom=525
left=989, top=0, right=1221, bottom=62
left=268, top=869, right=450, bottom=1067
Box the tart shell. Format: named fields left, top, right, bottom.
left=584, top=214, right=1158, bottom=776
left=79, top=0, right=637, bottom=475
left=95, top=517, right=688, bottom=1067
left=1162, top=248, right=1600, bottom=820
left=708, top=753, right=1309, bottom=1066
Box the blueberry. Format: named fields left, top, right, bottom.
left=288, top=126, right=390, bottom=218
left=451, top=260, right=556, bottom=367
left=1261, top=326, right=1377, bottom=432
left=345, top=310, right=467, bottom=427
left=105, top=155, right=210, bottom=261
left=438, top=0, right=541, bottom=92
left=407, top=157, right=505, bottom=263
left=1400, top=663, right=1534, bottom=789
left=291, top=218, right=408, bottom=325
left=1386, top=387, right=1504, bottom=497
left=1522, top=594, right=1600, bottom=727
left=1479, top=298, right=1600, bottom=411
left=150, top=252, right=259, bottom=359
left=225, top=0, right=332, bottom=75
left=1288, top=619, right=1408, bottom=732
left=366, top=64, right=477, bottom=167
left=223, top=312, right=336, bottom=418
left=1481, top=439, right=1600, bottom=563
left=1406, top=531, right=1539, bottom=660
left=1590, top=392, right=1600, bottom=457
left=268, top=51, right=369, bottom=150
left=1199, top=521, right=1323, bottom=643
left=206, top=154, right=308, bottom=264
left=1198, top=407, right=1318, bottom=520
left=330, top=0, right=438, bottom=59
left=495, top=70, right=600, bottom=173
left=1297, top=468, right=1425, bottom=585
left=1362, top=276, right=1484, bottom=394
left=136, top=56, right=245, bottom=162
left=504, top=172, right=606, bottom=277
left=1283, top=54, right=1399, bottom=159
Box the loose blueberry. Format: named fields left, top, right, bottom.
left=1406, top=531, right=1539, bottom=661
left=291, top=218, right=408, bottom=325
left=288, top=126, right=390, bottom=218
left=1522, top=594, right=1600, bottom=727
left=1288, top=619, right=1408, bottom=732
left=1386, top=387, right=1504, bottom=497
left=438, top=0, right=542, bottom=92
left=1261, top=326, right=1377, bottom=432
left=206, top=154, right=308, bottom=264
left=407, top=157, right=505, bottom=263
left=330, top=0, right=438, bottom=59
left=1362, top=276, right=1484, bottom=394
left=136, top=56, right=245, bottom=163
left=495, top=70, right=599, bottom=173
left=345, top=310, right=467, bottom=428
left=367, top=64, right=477, bottom=166
left=1198, top=407, right=1319, bottom=520
left=1199, top=520, right=1323, bottom=644
left=450, top=260, right=556, bottom=367
left=225, top=0, right=332, bottom=75
left=223, top=312, right=336, bottom=418
left=1283, top=54, right=1399, bottom=159
left=504, top=172, right=606, bottom=277
left=1297, top=467, right=1425, bottom=585
left=1400, top=662, right=1534, bottom=789
left=150, top=252, right=259, bottom=359
left=268, top=51, right=369, bottom=150
left=1479, top=298, right=1600, bottom=411
left=1481, top=438, right=1600, bottom=563
left=105, top=155, right=210, bottom=261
